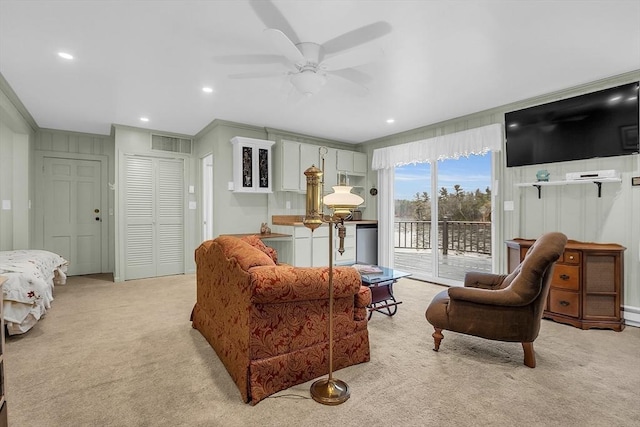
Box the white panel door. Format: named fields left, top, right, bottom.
left=44, top=158, right=102, bottom=275
left=123, top=155, right=184, bottom=280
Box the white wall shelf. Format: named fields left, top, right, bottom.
left=515, top=178, right=622, bottom=198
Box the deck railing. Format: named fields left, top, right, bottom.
left=395, top=219, right=491, bottom=255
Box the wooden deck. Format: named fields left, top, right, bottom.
left=394, top=248, right=492, bottom=283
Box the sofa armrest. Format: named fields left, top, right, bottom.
left=355, top=285, right=372, bottom=308
left=249, top=265, right=362, bottom=304
left=448, top=286, right=533, bottom=307
left=464, top=271, right=508, bottom=290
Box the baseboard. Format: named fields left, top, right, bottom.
left=623, top=305, right=640, bottom=328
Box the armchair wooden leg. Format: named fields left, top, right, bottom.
left=522, top=342, right=536, bottom=368
left=432, top=328, right=444, bottom=352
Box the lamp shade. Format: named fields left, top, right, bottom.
left=323, top=186, right=364, bottom=219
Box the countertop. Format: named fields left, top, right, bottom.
left=222, top=233, right=292, bottom=239
left=272, top=215, right=377, bottom=226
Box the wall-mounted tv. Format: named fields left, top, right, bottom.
left=505, top=82, right=639, bottom=167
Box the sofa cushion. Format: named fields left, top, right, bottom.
left=240, top=235, right=278, bottom=264
left=216, top=235, right=275, bottom=270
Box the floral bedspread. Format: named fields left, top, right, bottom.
left=1, top=250, right=68, bottom=335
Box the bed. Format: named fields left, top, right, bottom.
left=0, top=250, right=69, bottom=335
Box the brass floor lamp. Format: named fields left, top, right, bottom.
left=303, top=158, right=364, bottom=405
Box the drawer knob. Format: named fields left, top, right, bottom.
left=568, top=255, right=574, bottom=260
left=559, top=274, right=570, bottom=280
left=559, top=300, right=570, bottom=306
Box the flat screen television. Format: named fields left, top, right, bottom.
left=505, top=82, right=639, bottom=167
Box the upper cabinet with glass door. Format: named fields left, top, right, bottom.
left=230, top=137, right=275, bottom=193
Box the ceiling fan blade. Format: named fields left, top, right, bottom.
left=228, top=71, right=288, bottom=79
left=321, top=46, right=384, bottom=71
left=264, top=28, right=305, bottom=65
left=213, top=54, right=289, bottom=66
left=249, top=0, right=300, bottom=44
left=327, top=70, right=370, bottom=97
left=327, top=68, right=373, bottom=86
left=322, top=21, right=392, bottom=55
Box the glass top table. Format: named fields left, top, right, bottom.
left=353, top=265, right=411, bottom=319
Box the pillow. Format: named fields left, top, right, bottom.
left=241, top=235, right=278, bottom=264
left=216, top=236, right=275, bottom=270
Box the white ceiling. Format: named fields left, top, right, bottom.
left=1, top=0, right=639, bottom=144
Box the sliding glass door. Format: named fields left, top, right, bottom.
left=394, top=154, right=492, bottom=285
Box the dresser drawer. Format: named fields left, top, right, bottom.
left=562, top=250, right=580, bottom=265
left=551, top=264, right=580, bottom=290
left=549, top=289, right=580, bottom=317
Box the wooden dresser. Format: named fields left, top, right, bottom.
left=1, top=276, right=7, bottom=427
left=506, top=239, right=625, bottom=331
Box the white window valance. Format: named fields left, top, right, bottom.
left=371, top=123, right=503, bottom=170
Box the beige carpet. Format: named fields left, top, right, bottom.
left=5, top=273, right=640, bottom=427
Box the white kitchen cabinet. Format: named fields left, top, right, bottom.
left=336, top=150, right=367, bottom=176
left=299, top=143, right=322, bottom=191
left=277, top=140, right=302, bottom=191
left=277, top=224, right=337, bottom=267
left=293, top=226, right=312, bottom=266
left=353, top=152, right=368, bottom=174
left=321, top=147, right=338, bottom=191
left=230, top=137, right=274, bottom=193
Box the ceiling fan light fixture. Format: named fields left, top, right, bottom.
left=290, top=71, right=326, bottom=96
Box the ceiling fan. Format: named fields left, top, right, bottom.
left=220, top=0, right=392, bottom=97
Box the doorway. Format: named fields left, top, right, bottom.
left=394, top=153, right=492, bottom=285
left=201, top=154, right=213, bottom=241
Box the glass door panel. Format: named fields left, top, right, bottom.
left=394, top=162, right=433, bottom=281
left=393, top=153, right=492, bottom=285
left=436, top=155, right=492, bottom=283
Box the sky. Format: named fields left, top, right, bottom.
left=394, top=153, right=491, bottom=201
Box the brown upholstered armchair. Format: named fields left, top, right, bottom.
left=425, top=232, right=567, bottom=368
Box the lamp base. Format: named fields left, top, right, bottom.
left=310, top=378, right=350, bottom=405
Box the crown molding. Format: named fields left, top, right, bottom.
left=0, top=72, right=38, bottom=132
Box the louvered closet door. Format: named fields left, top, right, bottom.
left=124, top=155, right=184, bottom=280
left=156, top=159, right=184, bottom=276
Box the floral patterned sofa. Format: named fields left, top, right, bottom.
left=191, top=235, right=371, bottom=404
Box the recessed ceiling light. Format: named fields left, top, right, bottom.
left=202, top=87, right=213, bottom=93
left=140, top=117, right=149, bottom=122
left=386, top=118, right=395, bottom=124
left=58, top=52, right=74, bottom=60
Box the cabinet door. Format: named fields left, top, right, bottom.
left=231, top=137, right=273, bottom=193
left=295, top=237, right=312, bottom=267
left=300, top=144, right=321, bottom=190
left=280, top=140, right=301, bottom=191
left=312, top=235, right=330, bottom=266
left=353, top=152, right=367, bottom=174
left=323, top=147, right=338, bottom=190
left=336, top=150, right=354, bottom=172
